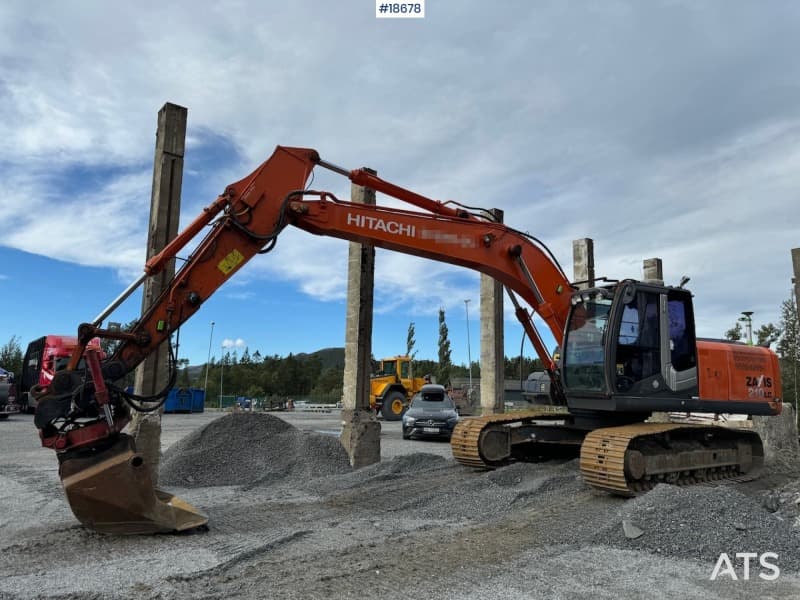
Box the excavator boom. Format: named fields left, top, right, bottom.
left=32, top=143, right=781, bottom=534
left=33, top=145, right=573, bottom=534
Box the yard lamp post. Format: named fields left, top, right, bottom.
left=739, top=311, right=754, bottom=346
left=219, top=343, right=225, bottom=410
left=203, top=321, right=215, bottom=395
left=464, top=299, right=473, bottom=396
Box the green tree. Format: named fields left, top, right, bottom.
left=437, top=308, right=452, bottom=385
left=406, top=321, right=418, bottom=380
left=414, top=358, right=438, bottom=381
left=274, top=353, right=301, bottom=396
left=724, top=322, right=743, bottom=342
left=406, top=322, right=417, bottom=360
left=244, top=384, right=265, bottom=399
left=240, top=347, right=251, bottom=364
left=776, top=296, right=799, bottom=412
left=312, top=366, right=344, bottom=398
left=756, top=323, right=781, bottom=347
left=505, top=355, right=543, bottom=381
left=0, top=335, right=23, bottom=379
left=177, top=358, right=190, bottom=387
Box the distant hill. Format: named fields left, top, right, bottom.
left=186, top=365, right=205, bottom=380
left=295, top=347, right=345, bottom=370
left=185, top=347, right=346, bottom=372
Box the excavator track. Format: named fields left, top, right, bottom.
left=579, top=423, right=764, bottom=496
left=450, top=409, right=569, bottom=469
left=453, top=416, right=765, bottom=497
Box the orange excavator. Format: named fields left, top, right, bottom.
left=32, top=146, right=782, bottom=534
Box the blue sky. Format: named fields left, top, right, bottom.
left=1, top=1, right=800, bottom=369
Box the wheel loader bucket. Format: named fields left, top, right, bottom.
left=58, top=433, right=208, bottom=535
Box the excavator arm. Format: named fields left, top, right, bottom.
left=33, top=145, right=574, bottom=534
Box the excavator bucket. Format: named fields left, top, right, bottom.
left=58, top=434, right=208, bottom=535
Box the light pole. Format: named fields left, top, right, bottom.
left=219, top=343, right=225, bottom=410
left=739, top=311, right=754, bottom=345
left=203, top=321, right=215, bottom=395
left=464, top=299, right=473, bottom=396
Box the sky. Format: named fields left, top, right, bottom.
left=1, top=0, right=799, bottom=370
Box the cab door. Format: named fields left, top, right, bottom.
left=611, top=284, right=697, bottom=397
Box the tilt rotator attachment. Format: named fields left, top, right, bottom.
left=35, top=348, right=208, bottom=534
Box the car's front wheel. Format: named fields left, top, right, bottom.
left=402, top=426, right=411, bottom=440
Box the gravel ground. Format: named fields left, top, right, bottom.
left=596, top=484, right=800, bottom=564
left=2, top=410, right=800, bottom=599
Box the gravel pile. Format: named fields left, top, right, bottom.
left=596, top=483, right=800, bottom=568
left=159, top=413, right=352, bottom=488
left=386, top=459, right=584, bottom=522
left=300, top=452, right=452, bottom=493
left=346, top=452, right=450, bottom=480
left=402, top=463, right=583, bottom=520
left=295, top=454, right=586, bottom=524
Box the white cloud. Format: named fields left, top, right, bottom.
left=224, top=291, right=256, bottom=301
left=2, top=168, right=151, bottom=271
left=1, top=0, right=799, bottom=337
left=221, top=338, right=246, bottom=349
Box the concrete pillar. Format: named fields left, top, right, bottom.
left=572, top=238, right=595, bottom=290
left=128, top=103, right=187, bottom=484
left=340, top=168, right=381, bottom=468
left=479, top=209, right=504, bottom=415
left=752, top=405, right=799, bottom=467
left=643, top=258, right=663, bottom=284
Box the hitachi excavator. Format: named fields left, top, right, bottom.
left=32, top=146, right=782, bottom=535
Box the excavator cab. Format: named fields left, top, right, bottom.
left=562, top=281, right=700, bottom=417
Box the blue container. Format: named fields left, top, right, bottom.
left=191, top=388, right=205, bottom=413
left=164, top=388, right=193, bottom=413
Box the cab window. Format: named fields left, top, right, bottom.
left=380, top=361, right=396, bottom=376
left=667, top=292, right=696, bottom=372
left=563, top=297, right=612, bottom=392
left=399, top=361, right=410, bottom=379
left=614, top=292, right=661, bottom=385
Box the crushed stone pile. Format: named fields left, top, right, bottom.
left=595, top=483, right=800, bottom=569
left=159, top=413, right=352, bottom=488
left=398, top=460, right=587, bottom=522
left=343, top=452, right=451, bottom=481
left=303, top=452, right=453, bottom=490
left=311, top=456, right=586, bottom=523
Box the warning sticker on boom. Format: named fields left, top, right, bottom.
left=218, top=249, right=244, bottom=275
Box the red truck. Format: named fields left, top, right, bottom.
left=18, top=336, right=103, bottom=413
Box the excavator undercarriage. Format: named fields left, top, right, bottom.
left=451, top=413, right=764, bottom=496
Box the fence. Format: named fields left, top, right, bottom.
left=209, top=393, right=342, bottom=411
